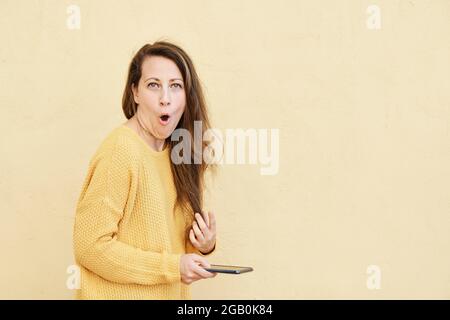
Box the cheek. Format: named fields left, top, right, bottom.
left=175, top=97, right=186, bottom=114
left=179, top=103, right=186, bottom=115
left=145, top=91, right=161, bottom=103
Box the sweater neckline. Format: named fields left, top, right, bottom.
left=118, top=124, right=170, bottom=159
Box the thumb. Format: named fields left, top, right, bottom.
left=193, top=255, right=211, bottom=268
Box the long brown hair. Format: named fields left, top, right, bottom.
left=122, top=40, right=215, bottom=229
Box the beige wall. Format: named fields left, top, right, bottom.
left=1, top=0, right=449, bottom=299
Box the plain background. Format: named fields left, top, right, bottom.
left=0, top=0, right=449, bottom=299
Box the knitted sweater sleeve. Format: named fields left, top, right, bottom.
left=73, top=138, right=181, bottom=286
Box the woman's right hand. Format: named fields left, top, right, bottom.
left=180, top=253, right=217, bottom=285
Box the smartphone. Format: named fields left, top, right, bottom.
left=204, top=264, right=254, bottom=274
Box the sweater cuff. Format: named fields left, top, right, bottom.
left=199, top=241, right=216, bottom=256
left=163, top=251, right=182, bottom=283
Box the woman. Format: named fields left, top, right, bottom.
left=73, top=41, right=217, bottom=300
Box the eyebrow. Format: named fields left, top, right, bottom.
left=145, top=77, right=183, bottom=82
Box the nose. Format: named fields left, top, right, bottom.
left=160, top=87, right=171, bottom=107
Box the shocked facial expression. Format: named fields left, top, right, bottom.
left=132, top=55, right=186, bottom=140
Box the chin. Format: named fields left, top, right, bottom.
left=159, top=132, right=173, bottom=140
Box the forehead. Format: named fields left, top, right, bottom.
left=141, top=55, right=182, bottom=80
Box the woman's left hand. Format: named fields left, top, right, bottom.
left=189, top=211, right=216, bottom=254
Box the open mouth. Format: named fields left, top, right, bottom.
left=159, top=114, right=170, bottom=125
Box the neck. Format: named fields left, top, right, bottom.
left=134, top=115, right=166, bottom=152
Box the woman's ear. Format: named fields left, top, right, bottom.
left=131, top=84, right=139, bottom=104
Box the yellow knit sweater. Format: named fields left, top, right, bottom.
left=73, top=125, right=215, bottom=300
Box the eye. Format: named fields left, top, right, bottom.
left=148, top=82, right=159, bottom=88
left=172, top=83, right=183, bottom=88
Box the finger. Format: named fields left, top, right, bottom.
left=193, top=265, right=216, bottom=279
left=209, top=211, right=216, bottom=232
left=192, top=221, right=205, bottom=242
left=192, top=258, right=215, bottom=278
left=195, top=215, right=211, bottom=241
left=202, top=210, right=210, bottom=228
left=195, top=213, right=209, bottom=234
left=188, top=271, right=202, bottom=282
left=189, top=229, right=201, bottom=247
left=193, top=255, right=211, bottom=268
